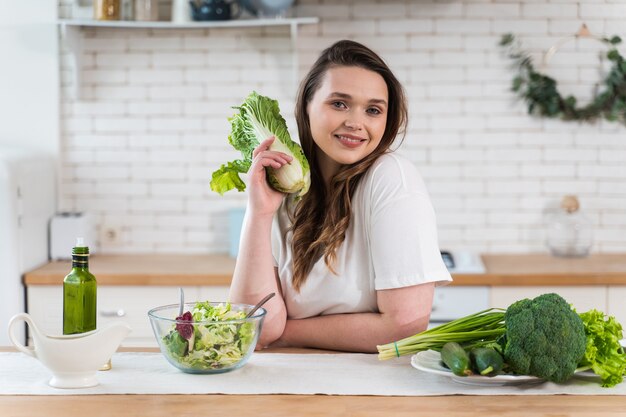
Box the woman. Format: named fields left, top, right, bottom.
left=229, top=40, right=451, bottom=352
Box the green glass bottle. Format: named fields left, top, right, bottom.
left=63, top=238, right=97, bottom=335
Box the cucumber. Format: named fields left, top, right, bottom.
left=440, top=342, right=472, bottom=377
left=470, top=347, right=504, bottom=376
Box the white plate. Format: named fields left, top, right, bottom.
left=572, top=369, right=600, bottom=380
left=411, top=350, right=545, bottom=386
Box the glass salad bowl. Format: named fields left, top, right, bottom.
left=148, top=301, right=266, bottom=374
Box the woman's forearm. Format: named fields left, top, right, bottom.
left=273, top=311, right=430, bottom=353
left=229, top=212, right=276, bottom=299
left=229, top=212, right=286, bottom=346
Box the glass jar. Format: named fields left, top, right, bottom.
left=135, top=0, right=159, bottom=21
left=171, top=0, right=192, bottom=22
left=546, top=195, right=593, bottom=257
left=94, top=0, right=121, bottom=20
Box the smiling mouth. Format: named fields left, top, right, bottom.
left=334, top=134, right=366, bottom=144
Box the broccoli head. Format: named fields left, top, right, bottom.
left=503, top=293, right=586, bottom=383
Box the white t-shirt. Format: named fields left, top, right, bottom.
left=271, top=152, right=452, bottom=319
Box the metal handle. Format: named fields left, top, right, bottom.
left=245, top=292, right=275, bottom=318
left=100, top=309, right=126, bottom=317
left=179, top=287, right=185, bottom=316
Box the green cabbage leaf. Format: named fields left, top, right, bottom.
left=210, top=91, right=310, bottom=199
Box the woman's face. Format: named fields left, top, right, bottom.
left=306, top=65, right=388, bottom=180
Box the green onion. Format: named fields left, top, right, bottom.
left=377, top=308, right=506, bottom=360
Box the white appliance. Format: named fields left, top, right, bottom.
left=49, top=212, right=98, bottom=260
left=0, top=147, right=56, bottom=346
left=429, top=250, right=489, bottom=326
left=429, top=286, right=490, bottom=325
left=440, top=250, right=485, bottom=274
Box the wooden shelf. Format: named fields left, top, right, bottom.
left=57, top=17, right=319, bottom=29
left=57, top=17, right=320, bottom=99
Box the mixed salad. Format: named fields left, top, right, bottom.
left=162, top=301, right=256, bottom=370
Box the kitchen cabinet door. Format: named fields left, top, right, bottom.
left=27, top=286, right=64, bottom=337
left=490, top=286, right=607, bottom=313
left=98, top=286, right=200, bottom=347
left=430, top=286, right=490, bottom=323
left=27, top=285, right=199, bottom=347
left=198, top=286, right=230, bottom=302
left=607, top=286, right=626, bottom=330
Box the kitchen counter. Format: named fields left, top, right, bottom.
left=2, top=391, right=624, bottom=417
left=23, top=253, right=626, bottom=286
left=21, top=253, right=626, bottom=347
left=24, top=254, right=236, bottom=286
left=0, top=347, right=624, bottom=417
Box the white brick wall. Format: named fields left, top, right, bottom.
left=58, top=0, right=626, bottom=254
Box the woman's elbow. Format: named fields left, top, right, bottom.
left=387, top=313, right=430, bottom=341
left=256, top=325, right=283, bottom=349
left=255, top=311, right=286, bottom=349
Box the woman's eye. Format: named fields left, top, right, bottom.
left=331, top=101, right=347, bottom=109
left=367, top=107, right=382, bottom=115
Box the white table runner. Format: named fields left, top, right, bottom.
left=1, top=352, right=624, bottom=396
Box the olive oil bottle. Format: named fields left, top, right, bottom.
left=63, top=238, right=97, bottom=335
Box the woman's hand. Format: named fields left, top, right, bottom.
left=247, top=136, right=293, bottom=217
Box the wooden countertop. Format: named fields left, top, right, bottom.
left=23, top=253, right=626, bottom=286
left=24, top=254, right=236, bottom=286
left=0, top=347, right=624, bottom=417
left=2, top=392, right=624, bottom=417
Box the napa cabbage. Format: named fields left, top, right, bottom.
left=210, top=91, right=310, bottom=199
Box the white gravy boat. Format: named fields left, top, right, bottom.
left=8, top=313, right=131, bottom=389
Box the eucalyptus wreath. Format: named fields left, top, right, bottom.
left=499, top=33, right=626, bottom=125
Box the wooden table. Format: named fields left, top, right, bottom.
left=0, top=347, right=624, bottom=417
left=23, top=253, right=626, bottom=286
left=2, top=392, right=625, bottom=417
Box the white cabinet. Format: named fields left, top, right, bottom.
left=430, top=286, right=490, bottom=323
left=490, top=286, right=608, bottom=313
left=27, top=283, right=624, bottom=347
left=199, top=286, right=230, bottom=302
left=607, top=287, right=626, bottom=330
left=27, top=285, right=210, bottom=347
left=98, top=286, right=199, bottom=346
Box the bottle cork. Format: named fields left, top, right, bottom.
left=560, top=195, right=580, bottom=213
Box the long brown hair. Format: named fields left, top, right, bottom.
left=290, top=40, right=408, bottom=292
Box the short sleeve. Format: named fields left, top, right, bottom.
left=367, top=155, right=452, bottom=290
